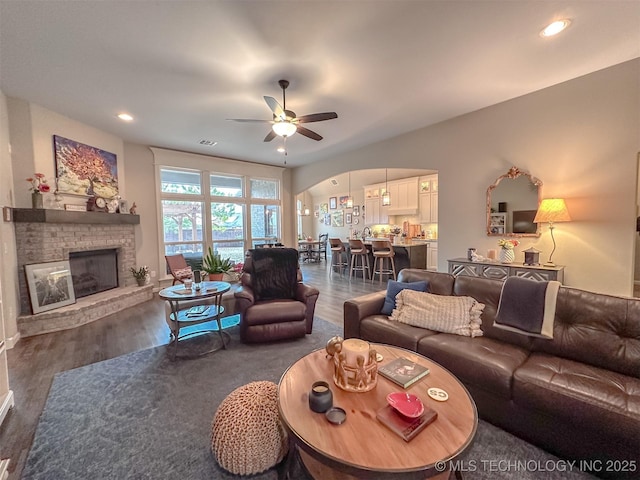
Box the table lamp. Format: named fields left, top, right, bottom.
left=533, top=198, right=571, bottom=267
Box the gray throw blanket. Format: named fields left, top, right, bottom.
left=494, top=276, right=560, bottom=339
left=249, top=248, right=299, bottom=301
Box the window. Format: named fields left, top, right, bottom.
left=159, top=168, right=281, bottom=275
left=210, top=174, right=242, bottom=197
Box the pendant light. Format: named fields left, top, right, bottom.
left=381, top=169, right=391, bottom=206
left=346, top=172, right=354, bottom=208
left=298, top=191, right=310, bottom=216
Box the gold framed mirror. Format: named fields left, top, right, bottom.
left=486, top=167, right=542, bottom=237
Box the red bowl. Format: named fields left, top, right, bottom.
left=386, top=392, right=425, bottom=418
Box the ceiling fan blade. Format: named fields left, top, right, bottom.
left=263, top=130, right=277, bottom=142
left=227, top=118, right=273, bottom=123
left=296, top=126, right=323, bottom=141
left=296, top=112, right=338, bottom=123
left=264, top=96, right=285, bottom=120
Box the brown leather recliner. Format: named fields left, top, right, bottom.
left=234, top=248, right=319, bottom=343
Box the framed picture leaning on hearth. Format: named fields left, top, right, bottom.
left=25, top=260, right=76, bottom=314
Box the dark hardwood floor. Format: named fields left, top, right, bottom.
left=0, top=260, right=386, bottom=479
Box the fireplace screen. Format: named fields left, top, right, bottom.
left=69, top=249, right=118, bottom=298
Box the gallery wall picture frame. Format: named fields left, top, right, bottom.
left=345, top=213, right=352, bottom=224
left=331, top=211, right=344, bottom=227
left=329, top=197, right=337, bottom=209
left=353, top=205, right=360, bottom=216
left=25, top=260, right=76, bottom=314
left=54, top=135, right=119, bottom=198
left=324, top=213, right=331, bottom=225
left=339, top=196, right=350, bottom=208
left=320, top=203, right=329, bottom=214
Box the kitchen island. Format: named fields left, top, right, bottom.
left=342, top=239, right=430, bottom=277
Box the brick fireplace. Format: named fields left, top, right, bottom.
left=13, top=209, right=153, bottom=337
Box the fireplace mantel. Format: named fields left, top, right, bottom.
left=12, top=208, right=140, bottom=225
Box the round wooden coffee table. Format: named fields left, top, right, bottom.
left=278, top=343, right=477, bottom=479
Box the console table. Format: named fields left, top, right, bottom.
left=448, top=258, right=564, bottom=283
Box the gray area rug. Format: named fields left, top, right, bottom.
left=23, top=318, right=594, bottom=479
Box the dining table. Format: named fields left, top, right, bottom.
left=297, top=240, right=324, bottom=263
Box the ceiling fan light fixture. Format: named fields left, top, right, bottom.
left=272, top=121, right=297, bottom=137
left=540, top=19, right=571, bottom=37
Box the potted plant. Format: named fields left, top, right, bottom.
left=130, top=265, right=150, bottom=286
left=202, top=247, right=234, bottom=281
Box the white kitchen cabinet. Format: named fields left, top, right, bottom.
left=427, top=244, right=438, bottom=271
left=364, top=183, right=389, bottom=225
left=419, top=193, right=432, bottom=223
left=364, top=197, right=388, bottom=225
left=387, top=177, right=418, bottom=214
left=419, top=175, right=438, bottom=223
left=430, top=192, right=438, bottom=223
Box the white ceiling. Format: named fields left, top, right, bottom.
left=1, top=1, right=638, bottom=173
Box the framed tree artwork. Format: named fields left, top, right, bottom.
left=54, top=135, right=119, bottom=198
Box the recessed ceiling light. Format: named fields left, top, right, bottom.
left=117, top=113, right=134, bottom=122
left=199, top=139, right=218, bottom=146
left=540, top=19, right=571, bottom=37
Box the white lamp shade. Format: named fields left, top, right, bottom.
left=534, top=198, right=571, bottom=224
left=272, top=121, right=297, bottom=137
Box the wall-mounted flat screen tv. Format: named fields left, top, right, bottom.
left=512, top=210, right=537, bottom=234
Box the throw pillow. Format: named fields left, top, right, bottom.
left=381, top=280, right=429, bottom=316
left=174, top=267, right=193, bottom=279
left=390, top=290, right=485, bottom=337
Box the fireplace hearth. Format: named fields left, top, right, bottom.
left=13, top=209, right=151, bottom=336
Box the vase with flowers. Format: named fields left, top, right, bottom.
left=26, top=173, right=51, bottom=209
left=497, top=239, right=519, bottom=264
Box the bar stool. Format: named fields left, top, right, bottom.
left=371, top=240, right=396, bottom=283
left=329, top=238, right=348, bottom=277
left=348, top=239, right=370, bottom=282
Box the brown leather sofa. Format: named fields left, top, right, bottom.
left=235, top=248, right=319, bottom=343
left=344, top=269, right=640, bottom=479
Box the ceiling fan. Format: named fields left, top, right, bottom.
left=229, top=79, right=338, bottom=142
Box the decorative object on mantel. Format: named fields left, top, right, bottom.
left=129, top=202, right=137, bottom=215
left=533, top=198, right=571, bottom=267
left=498, top=238, right=519, bottom=264
left=130, top=265, right=150, bottom=286
left=26, top=173, right=51, bottom=209
left=25, top=260, right=76, bottom=314
left=53, top=135, right=119, bottom=198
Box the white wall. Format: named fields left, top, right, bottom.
left=0, top=91, right=19, bottom=344
left=291, top=59, right=640, bottom=296
left=7, top=98, right=126, bottom=208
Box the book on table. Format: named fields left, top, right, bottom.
left=378, top=357, right=430, bottom=388
left=376, top=404, right=438, bottom=442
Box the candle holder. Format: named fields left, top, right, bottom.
left=308, top=381, right=333, bottom=413
left=331, top=338, right=378, bottom=393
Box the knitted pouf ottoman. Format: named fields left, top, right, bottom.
left=211, top=381, right=289, bottom=475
